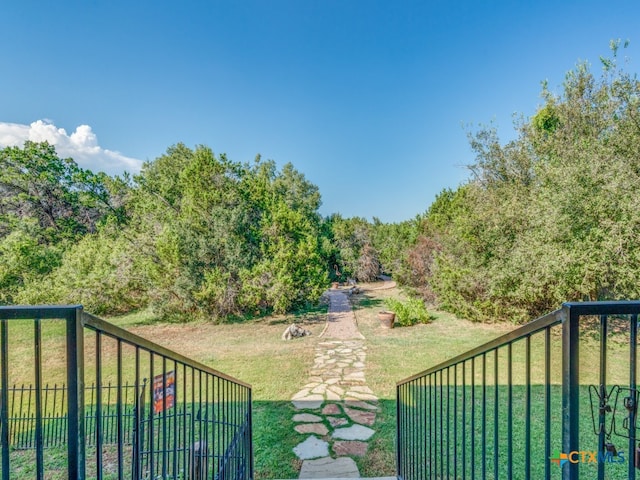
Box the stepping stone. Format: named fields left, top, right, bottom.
left=327, top=416, right=349, bottom=427
left=344, top=399, right=379, bottom=411
left=299, top=456, right=359, bottom=478
left=293, top=436, right=329, bottom=460
left=332, top=424, right=375, bottom=441
left=333, top=440, right=369, bottom=457
left=350, top=385, right=375, bottom=394
left=311, top=384, right=327, bottom=394
left=343, top=406, right=376, bottom=426
left=292, top=389, right=311, bottom=399
left=326, top=389, right=341, bottom=401
left=328, top=385, right=345, bottom=396
left=322, top=404, right=341, bottom=415
left=295, top=423, right=329, bottom=435
left=346, top=391, right=378, bottom=402
left=293, top=413, right=322, bottom=423
left=293, top=398, right=324, bottom=410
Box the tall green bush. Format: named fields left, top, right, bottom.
left=384, top=297, right=433, bottom=327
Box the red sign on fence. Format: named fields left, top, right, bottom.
left=153, top=370, right=175, bottom=414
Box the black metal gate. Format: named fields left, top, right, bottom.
left=0, top=305, right=253, bottom=480
left=397, top=301, right=640, bottom=480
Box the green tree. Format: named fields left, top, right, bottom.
left=0, top=141, right=120, bottom=304
left=424, top=42, right=640, bottom=322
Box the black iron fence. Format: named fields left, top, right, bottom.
left=0, top=305, right=253, bottom=480
left=4, top=382, right=138, bottom=449
left=396, top=301, right=640, bottom=480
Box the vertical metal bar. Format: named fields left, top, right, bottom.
left=454, top=364, right=458, bottom=480
left=416, top=377, right=420, bottom=480
left=482, top=353, right=486, bottom=480
left=629, top=314, right=637, bottom=480
left=34, top=320, right=44, bottom=480
left=397, top=383, right=402, bottom=479
left=67, top=307, right=86, bottom=480
left=417, top=377, right=421, bottom=480
left=447, top=367, right=451, bottom=479
left=217, top=374, right=221, bottom=480
left=440, top=369, right=444, bottom=480
left=1, top=319, right=9, bottom=479
left=471, top=356, right=475, bottom=480
left=149, top=354, right=155, bottom=478
left=599, top=315, right=613, bottom=476
left=95, top=333, right=103, bottom=480
left=133, top=347, right=141, bottom=480
left=525, top=336, right=531, bottom=479
left=545, top=327, right=552, bottom=480
left=182, top=364, right=188, bottom=477
left=507, top=343, right=512, bottom=480
left=420, top=377, right=424, bottom=480
left=562, top=305, right=579, bottom=480
left=494, top=348, right=499, bottom=480
left=172, top=362, right=178, bottom=478
left=207, top=373, right=212, bottom=478
left=462, top=361, right=466, bottom=480
left=44, top=384, right=50, bottom=449
left=190, top=367, right=195, bottom=477
left=116, top=340, right=123, bottom=480
left=248, top=385, right=254, bottom=480
left=162, top=357, right=168, bottom=479
left=428, top=374, right=432, bottom=479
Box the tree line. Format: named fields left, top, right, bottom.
left=2, top=45, right=640, bottom=323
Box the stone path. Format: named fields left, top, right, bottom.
left=291, top=288, right=379, bottom=479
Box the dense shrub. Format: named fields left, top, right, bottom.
left=384, top=297, right=433, bottom=327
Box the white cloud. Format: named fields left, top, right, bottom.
left=0, top=120, right=143, bottom=175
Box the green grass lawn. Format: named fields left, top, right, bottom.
left=2, top=284, right=636, bottom=479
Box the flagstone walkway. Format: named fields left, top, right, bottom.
left=291, top=288, right=379, bottom=479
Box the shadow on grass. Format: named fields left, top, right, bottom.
left=351, top=294, right=385, bottom=310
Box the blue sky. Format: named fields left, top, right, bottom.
left=1, top=1, right=638, bottom=222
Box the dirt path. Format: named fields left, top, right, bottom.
left=290, top=287, right=380, bottom=478
left=321, top=290, right=365, bottom=340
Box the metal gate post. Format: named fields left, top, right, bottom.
left=562, top=304, right=579, bottom=480
left=66, top=306, right=86, bottom=480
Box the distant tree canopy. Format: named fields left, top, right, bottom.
left=402, top=42, right=640, bottom=322
left=3, top=44, right=640, bottom=324
left=1, top=143, right=328, bottom=321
